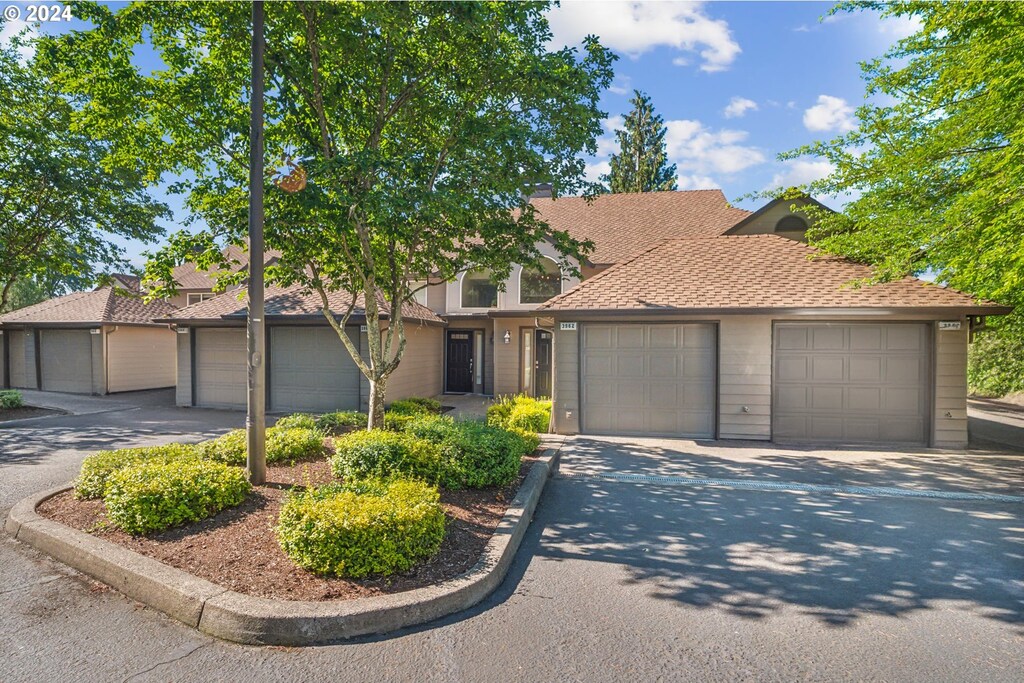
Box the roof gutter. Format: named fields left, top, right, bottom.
left=538, top=305, right=1013, bottom=318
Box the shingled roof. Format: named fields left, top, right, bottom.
left=170, top=245, right=284, bottom=290
left=163, top=284, right=444, bottom=325
left=529, top=190, right=750, bottom=266
left=0, top=287, right=179, bottom=326
left=537, top=235, right=1011, bottom=314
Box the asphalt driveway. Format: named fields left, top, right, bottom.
left=1, top=394, right=1022, bottom=681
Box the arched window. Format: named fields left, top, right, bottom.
left=461, top=269, right=498, bottom=308
left=520, top=258, right=562, bottom=304
left=775, top=215, right=808, bottom=233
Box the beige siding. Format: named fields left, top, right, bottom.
left=425, top=283, right=447, bottom=314
left=492, top=317, right=539, bottom=396
left=728, top=198, right=814, bottom=242
left=720, top=316, right=772, bottom=440
left=176, top=329, right=192, bottom=406
left=552, top=323, right=580, bottom=433
left=386, top=323, right=443, bottom=401
left=933, top=318, right=969, bottom=448
left=7, top=330, right=32, bottom=388
left=106, top=326, right=177, bottom=393
left=91, top=329, right=106, bottom=394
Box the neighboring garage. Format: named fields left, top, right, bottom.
left=773, top=322, right=930, bottom=445
left=540, top=234, right=1012, bottom=449
left=0, top=285, right=178, bottom=395
left=580, top=323, right=716, bottom=438
left=170, top=285, right=445, bottom=413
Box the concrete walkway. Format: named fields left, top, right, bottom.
left=435, top=393, right=493, bottom=419
left=13, top=388, right=176, bottom=418
left=969, top=398, right=1024, bottom=452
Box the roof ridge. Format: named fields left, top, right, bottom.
left=99, top=286, right=118, bottom=323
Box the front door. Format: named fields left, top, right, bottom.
left=446, top=331, right=473, bottom=393
left=534, top=330, right=552, bottom=398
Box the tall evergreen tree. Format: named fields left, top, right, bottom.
left=603, top=90, right=677, bottom=193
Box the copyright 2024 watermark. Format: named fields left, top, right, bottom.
left=3, top=3, right=73, bottom=23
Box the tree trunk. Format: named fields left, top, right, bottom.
left=367, top=375, right=387, bottom=430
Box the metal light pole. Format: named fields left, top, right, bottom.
left=246, top=0, right=267, bottom=484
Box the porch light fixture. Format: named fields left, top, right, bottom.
left=503, top=329, right=511, bottom=344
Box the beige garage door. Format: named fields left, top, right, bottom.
left=581, top=323, right=716, bottom=438
left=194, top=328, right=247, bottom=408
left=773, top=323, right=930, bottom=445
left=270, top=327, right=360, bottom=412
left=40, top=329, right=93, bottom=393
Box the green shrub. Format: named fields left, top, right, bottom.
left=273, top=413, right=319, bottom=431
left=487, top=394, right=551, bottom=434
left=104, top=460, right=251, bottom=535
left=75, top=443, right=201, bottom=499
left=388, top=397, right=440, bottom=415
left=383, top=411, right=418, bottom=431
left=404, top=415, right=528, bottom=489
left=315, top=410, right=366, bottom=435
left=198, top=427, right=324, bottom=465
left=330, top=429, right=443, bottom=482
left=0, top=389, right=23, bottom=409
left=276, top=478, right=445, bottom=578
left=969, top=317, right=1024, bottom=397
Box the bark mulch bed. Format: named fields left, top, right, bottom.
left=0, top=406, right=65, bottom=423
left=38, top=454, right=539, bottom=602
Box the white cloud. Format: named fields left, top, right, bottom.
left=766, top=159, right=835, bottom=191
left=546, top=1, right=741, bottom=72
left=676, top=174, right=718, bottom=190
left=1, top=16, right=38, bottom=63
left=664, top=119, right=765, bottom=175
left=723, top=96, right=757, bottom=119
left=803, top=95, right=856, bottom=133
left=584, top=160, right=611, bottom=184
left=608, top=76, right=633, bottom=96
left=877, top=13, right=921, bottom=39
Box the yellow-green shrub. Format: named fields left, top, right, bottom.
left=330, top=429, right=443, bottom=482
left=273, top=413, right=319, bottom=431
left=487, top=394, right=551, bottom=434
left=199, top=427, right=324, bottom=465
left=315, top=410, right=366, bottom=435
left=75, top=443, right=201, bottom=499
left=276, top=478, right=445, bottom=578
left=104, top=460, right=251, bottom=535
left=403, top=415, right=531, bottom=489
left=388, top=397, right=441, bottom=415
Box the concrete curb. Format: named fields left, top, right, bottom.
left=6, top=448, right=559, bottom=646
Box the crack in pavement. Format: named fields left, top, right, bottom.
left=121, top=642, right=211, bottom=683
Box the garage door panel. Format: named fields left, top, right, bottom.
left=195, top=328, right=247, bottom=408
left=581, top=323, right=715, bottom=439
left=8, top=332, right=28, bottom=388
left=41, top=330, right=92, bottom=393
left=270, top=327, right=359, bottom=412
left=774, top=323, right=929, bottom=445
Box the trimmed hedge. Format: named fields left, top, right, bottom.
left=315, top=410, right=366, bottom=435
left=104, top=459, right=251, bottom=535
left=0, top=389, right=23, bottom=409
left=273, top=413, right=319, bottom=431
left=75, top=443, right=201, bottom=500
left=276, top=478, right=445, bottom=578
left=404, top=415, right=533, bottom=489
left=487, top=394, right=551, bottom=434
left=199, top=427, right=324, bottom=465
left=330, top=429, right=443, bottom=482
left=388, top=397, right=441, bottom=415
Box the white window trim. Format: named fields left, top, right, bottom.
left=186, top=292, right=215, bottom=306
left=517, top=256, right=564, bottom=306
left=458, top=270, right=500, bottom=310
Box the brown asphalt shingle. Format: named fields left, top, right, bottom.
left=164, top=284, right=443, bottom=324
left=0, top=287, right=178, bottom=325
left=537, top=235, right=1009, bottom=313
left=530, top=190, right=750, bottom=265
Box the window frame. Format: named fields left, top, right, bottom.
left=459, top=269, right=499, bottom=309
left=518, top=257, right=563, bottom=305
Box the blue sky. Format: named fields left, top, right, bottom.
left=2, top=1, right=917, bottom=269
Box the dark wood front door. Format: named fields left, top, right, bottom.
left=534, top=330, right=552, bottom=398
left=446, top=331, right=473, bottom=393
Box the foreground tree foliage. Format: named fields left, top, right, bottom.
left=0, top=25, right=166, bottom=311
left=43, top=1, right=613, bottom=425
left=781, top=2, right=1024, bottom=396
left=602, top=90, right=677, bottom=193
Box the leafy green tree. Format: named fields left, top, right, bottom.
left=779, top=1, right=1024, bottom=396
left=45, top=1, right=613, bottom=426
left=603, top=90, right=677, bottom=193
left=0, top=22, right=166, bottom=312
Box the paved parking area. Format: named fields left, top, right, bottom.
left=1, top=395, right=1022, bottom=681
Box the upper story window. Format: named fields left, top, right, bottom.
left=186, top=292, right=216, bottom=306
left=520, top=258, right=562, bottom=304
left=409, top=281, right=429, bottom=307
left=461, top=269, right=498, bottom=308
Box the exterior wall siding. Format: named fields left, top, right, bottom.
left=552, top=323, right=580, bottom=434
left=492, top=317, right=543, bottom=396
left=175, top=329, right=192, bottom=406
left=386, top=323, right=443, bottom=401
left=91, top=328, right=106, bottom=395
left=932, top=318, right=969, bottom=448
left=106, top=326, right=176, bottom=393
left=719, top=316, right=772, bottom=440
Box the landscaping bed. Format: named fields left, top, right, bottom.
left=0, top=405, right=63, bottom=422
left=38, top=452, right=539, bottom=601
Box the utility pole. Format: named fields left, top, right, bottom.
left=246, top=0, right=266, bottom=484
